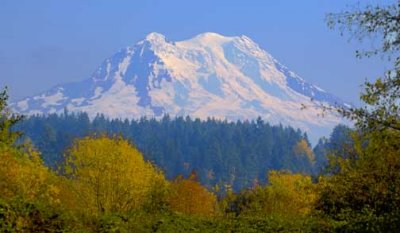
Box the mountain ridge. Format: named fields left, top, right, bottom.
left=12, top=32, right=349, bottom=142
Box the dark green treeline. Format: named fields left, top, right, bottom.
left=15, top=111, right=320, bottom=191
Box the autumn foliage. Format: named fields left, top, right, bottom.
left=168, top=172, right=217, bottom=217
left=220, top=171, right=316, bottom=218
left=0, top=144, right=61, bottom=206
left=63, top=135, right=167, bottom=215
left=294, top=139, right=314, bottom=162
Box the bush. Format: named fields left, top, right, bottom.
left=0, top=198, right=70, bottom=232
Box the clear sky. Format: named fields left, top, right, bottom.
left=0, top=0, right=393, bottom=103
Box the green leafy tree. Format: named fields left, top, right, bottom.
left=313, top=2, right=400, bottom=232
left=326, top=2, right=400, bottom=132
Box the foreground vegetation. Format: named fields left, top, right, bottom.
left=1, top=86, right=399, bottom=232
left=2, top=1, right=400, bottom=232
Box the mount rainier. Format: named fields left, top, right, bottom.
left=12, top=32, right=348, bottom=141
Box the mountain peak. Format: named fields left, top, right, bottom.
left=12, top=32, right=348, bottom=143
left=145, top=32, right=167, bottom=43
left=177, top=32, right=234, bottom=49
left=194, top=32, right=231, bottom=40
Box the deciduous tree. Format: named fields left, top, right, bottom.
left=63, top=136, right=167, bottom=215
left=168, top=172, right=217, bottom=216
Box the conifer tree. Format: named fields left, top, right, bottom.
left=0, top=87, right=23, bottom=149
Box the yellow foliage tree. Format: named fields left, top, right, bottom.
left=263, top=171, right=316, bottom=216
left=226, top=171, right=317, bottom=218
left=168, top=172, right=217, bottom=217
left=294, top=139, right=315, bottom=162
left=0, top=87, right=61, bottom=203
left=0, top=143, right=61, bottom=205
left=63, top=135, right=166, bottom=215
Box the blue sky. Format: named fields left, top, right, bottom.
left=0, top=0, right=392, bottom=103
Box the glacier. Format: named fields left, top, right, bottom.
left=12, top=32, right=350, bottom=143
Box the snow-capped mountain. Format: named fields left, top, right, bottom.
left=12, top=32, right=348, bottom=142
